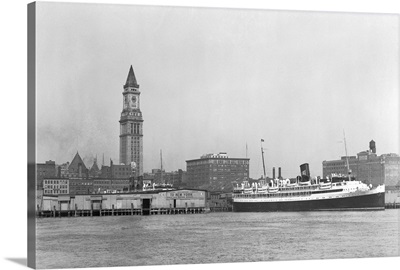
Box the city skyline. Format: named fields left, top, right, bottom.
left=35, top=3, right=399, bottom=178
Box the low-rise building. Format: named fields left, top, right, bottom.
left=144, top=169, right=186, bottom=186
left=43, top=178, right=69, bottom=195
left=111, top=164, right=132, bottom=179
left=110, top=179, right=131, bottom=192
left=97, top=160, right=132, bottom=179
left=93, top=179, right=112, bottom=193
left=93, top=178, right=131, bottom=193
left=69, top=178, right=94, bottom=195
left=208, top=192, right=232, bottom=211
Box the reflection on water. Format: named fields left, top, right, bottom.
left=36, top=210, right=400, bottom=269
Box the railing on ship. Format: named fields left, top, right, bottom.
left=234, top=184, right=319, bottom=193
left=233, top=191, right=312, bottom=199
left=278, top=185, right=319, bottom=192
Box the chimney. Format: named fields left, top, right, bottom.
left=57, top=166, right=61, bottom=178
left=278, top=167, right=282, bottom=179
left=272, top=167, right=276, bottom=179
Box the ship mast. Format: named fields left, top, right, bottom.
left=343, top=130, right=351, bottom=181
left=160, top=149, right=164, bottom=184
left=261, top=139, right=266, bottom=181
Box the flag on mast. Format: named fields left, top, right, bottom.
left=261, top=139, right=264, bottom=142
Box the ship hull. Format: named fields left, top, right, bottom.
left=232, top=192, right=385, bottom=212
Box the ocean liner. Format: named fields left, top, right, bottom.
left=232, top=139, right=385, bottom=212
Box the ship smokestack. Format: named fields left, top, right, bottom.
left=300, top=163, right=310, bottom=182
left=278, top=167, right=282, bottom=179
left=272, top=167, right=275, bottom=179
left=369, top=140, right=376, bottom=154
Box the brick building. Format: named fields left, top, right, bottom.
left=111, top=163, right=133, bottom=179
left=61, top=152, right=88, bottom=178
left=36, top=160, right=57, bottom=189
left=89, top=158, right=101, bottom=178
left=57, top=162, right=70, bottom=177
left=93, top=179, right=130, bottom=193
left=100, top=165, right=111, bottom=178
left=144, top=169, right=186, bottom=186
left=322, top=156, right=358, bottom=177
left=186, top=152, right=250, bottom=188
left=322, top=140, right=400, bottom=187
left=69, top=178, right=94, bottom=194
left=208, top=192, right=233, bottom=211
left=54, top=178, right=132, bottom=195
left=89, top=160, right=132, bottom=179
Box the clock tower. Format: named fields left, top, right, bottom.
left=119, top=65, right=143, bottom=176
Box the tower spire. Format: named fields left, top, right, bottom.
left=124, top=65, right=139, bottom=89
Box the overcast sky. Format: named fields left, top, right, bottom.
left=35, top=2, right=399, bottom=178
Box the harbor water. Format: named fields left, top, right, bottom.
left=36, top=210, right=400, bottom=269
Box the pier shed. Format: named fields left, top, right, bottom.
left=37, top=188, right=207, bottom=217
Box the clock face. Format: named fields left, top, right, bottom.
left=123, top=95, right=138, bottom=110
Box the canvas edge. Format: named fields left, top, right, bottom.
left=27, top=2, right=36, bottom=269
left=23, top=2, right=400, bottom=269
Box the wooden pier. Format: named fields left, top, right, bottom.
left=209, top=206, right=232, bottom=212
left=36, top=207, right=206, bottom=218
